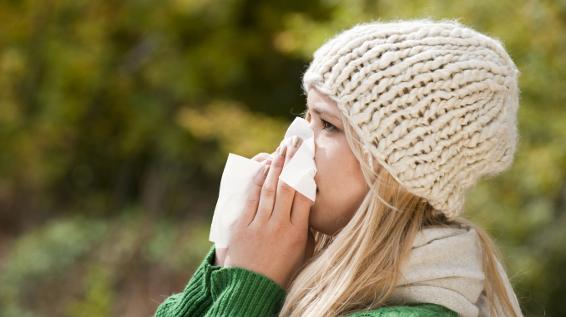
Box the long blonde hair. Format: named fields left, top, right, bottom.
left=278, top=110, right=520, bottom=317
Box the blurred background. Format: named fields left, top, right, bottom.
left=0, top=0, right=565, bottom=316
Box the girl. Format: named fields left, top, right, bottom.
left=154, top=19, right=523, bottom=317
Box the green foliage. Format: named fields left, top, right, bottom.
left=0, top=212, right=213, bottom=316
left=64, top=266, right=113, bottom=317
left=0, top=0, right=565, bottom=316
left=0, top=217, right=107, bottom=317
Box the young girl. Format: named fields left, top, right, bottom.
left=154, top=19, right=523, bottom=317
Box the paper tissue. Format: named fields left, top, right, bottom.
left=209, top=116, right=317, bottom=248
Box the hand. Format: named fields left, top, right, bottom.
left=214, top=152, right=274, bottom=266
left=223, top=136, right=314, bottom=289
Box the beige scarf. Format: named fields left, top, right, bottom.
left=389, top=226, right=523, bottom=317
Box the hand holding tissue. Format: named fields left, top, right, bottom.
left=209, top=117, right=317, bottom=248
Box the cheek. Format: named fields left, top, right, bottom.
left=328, top=158, right=365, bottom=205
left=311, top=140, right=367, bottom=233
left=313, top=140, right=337, bottom=191
left=314, top=139, right=356, bottom=192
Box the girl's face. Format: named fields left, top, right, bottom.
left=305, top=87, right=369, bottom=235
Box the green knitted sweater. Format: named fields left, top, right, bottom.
left=153, top=245, right=457, bottom=317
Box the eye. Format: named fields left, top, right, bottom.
left=321, top=119, right=337, bottom=132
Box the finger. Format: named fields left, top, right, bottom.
left=269, top=145, right=281, bottom=158
left=290, top=191, right=313, bottom=228
left=254, top=144, right=287, bottom=224
left=272, top=136, right=304, bottom=222
left=240, top=161, right=270, bottom=226
left=252, top=152, right=273, bottom=163
left=272, top=177, right=296, bottom=223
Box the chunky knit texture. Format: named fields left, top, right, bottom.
left=153, top=244, right=286, bottom=317
left=302, top=19, right=520, bottom=218
left=153, top=244, right=457, bottom=317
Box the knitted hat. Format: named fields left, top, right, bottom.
left=302, top=19, right=520, bottom=219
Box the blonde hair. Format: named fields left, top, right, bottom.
left=277, top=109, right=519, bottom=317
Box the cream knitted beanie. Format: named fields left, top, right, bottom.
left=302, top=19, right=520, bottom=219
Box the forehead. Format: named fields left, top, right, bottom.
left=307, top=88, right=336, bottom=110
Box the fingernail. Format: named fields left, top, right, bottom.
left=275, top=146, right=286, bottom=164
left=262, top=164, right=269, bottom=176
left=292, top=136, right=302, bottom=148
left=278, top=144, right=287, bottom=156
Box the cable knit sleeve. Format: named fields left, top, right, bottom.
left=153, top=244, right=287, bottom=317
left=204, top=266, right=287, bottom=316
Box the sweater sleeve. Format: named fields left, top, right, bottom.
left=153, top=244, right=287, bottom=317
left=204, top=266, right=287, bottom=316
left=346, top=303, right=458, bottom=317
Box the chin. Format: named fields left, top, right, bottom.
left=308, top=205, right=337, bottom=236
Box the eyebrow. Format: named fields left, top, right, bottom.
left=307, top=102, right=340, bottom=121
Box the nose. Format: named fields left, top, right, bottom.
left=306, top=119, right=317, bottom=136
left=306, top=119, right=318, bottom=158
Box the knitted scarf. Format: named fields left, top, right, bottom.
left=389, top=226, right=523, bottom=317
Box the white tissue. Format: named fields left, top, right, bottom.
left=278, top=117, right=318, bottom=201
left=209, top=117, right=317, bottom=248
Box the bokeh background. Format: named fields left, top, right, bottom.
left=1, top=1, right=565, bottom=316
